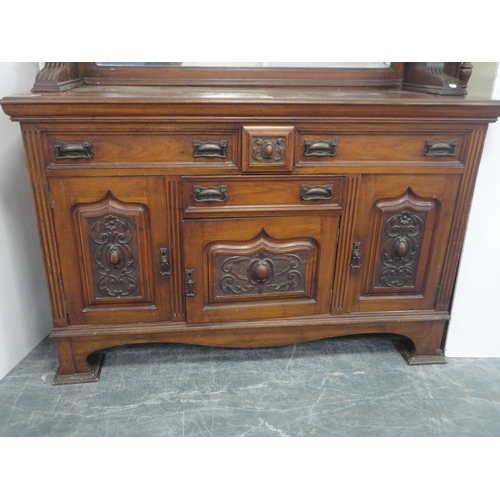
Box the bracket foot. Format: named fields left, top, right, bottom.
left=392, top=339, right=447, bottom=366
left=52, top=353, right=105, bottom=385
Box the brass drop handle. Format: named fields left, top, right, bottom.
left=193, top=140, right=228, bottom=158
left=351, top=242, right=361, bottom=268
left=301, top=184, right=333, bottom=201
left=423, top=139, right=457, bottom=156
left=193, top=185, right=228, bottom=203
left=54, top=140, right=93, bottom=159
left=304, top=139, right=337, bottom=157
left=160, top=248, right=171, bottom=275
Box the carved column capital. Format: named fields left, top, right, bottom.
left=32, top=62, right=83, bottom=92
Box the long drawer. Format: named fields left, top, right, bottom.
left=294, top=130, right=468, bottom=166
left=44, top=130, right=239, bottom=167
left=182, top=175, right=345, bottom=217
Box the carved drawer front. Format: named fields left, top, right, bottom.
left=242, top=126, right=295, bottom=173
left=345, top=174, right=461, bottom=313
left=183, top=215, right=340, bottom=323
left=45, top=129, right=238, bottom=168
left=182, top=175, right=344, bottom=217
left=295, top=130, right=467, bottom=166
left=48, top=177, right=173, bottom=325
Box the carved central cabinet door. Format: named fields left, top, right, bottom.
left=345, top=174, right=461, bottom=312
left=48, top=176, right=173, bottom=324
left=183, top=216, right=340, bottom=323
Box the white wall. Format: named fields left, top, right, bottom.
left=445, top=64, right=500, bottom=357
left=0, top=63, right=52, bottom=379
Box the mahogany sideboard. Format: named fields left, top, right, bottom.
left=2, top=62, right=500, bottom=384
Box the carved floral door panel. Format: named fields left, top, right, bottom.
left=183, top=215, right=340, bottom=323
left=345, top=174, right=461, bottom=312
left=49, top=177, right=172, bottom=324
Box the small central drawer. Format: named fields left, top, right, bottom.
left=182, top=175, right=345, bottom=217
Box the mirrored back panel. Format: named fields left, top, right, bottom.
left=97, top=62, right=391, bottom=68
left=82, top=62, right=403, bottom=87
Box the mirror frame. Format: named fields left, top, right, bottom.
left=76, top=62, right=405, bottom=87
left=31, top=63, right=470, bottom=96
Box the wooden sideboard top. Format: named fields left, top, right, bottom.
left=3, top=86, right=500, bottom=122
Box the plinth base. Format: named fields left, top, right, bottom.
left=52, top=353, right=105, bottom=385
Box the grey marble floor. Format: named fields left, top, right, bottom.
left=1, top=334, right=499, bottom=436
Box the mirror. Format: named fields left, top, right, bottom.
left=76, top=62, right=404, bottom=89
left=97, top=62, right=391, bottom=68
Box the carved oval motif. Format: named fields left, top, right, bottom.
left=395, top=239, right=408, bottom=258
left=109, top=249, right=121, bottom=267
left=264, top=142, right=274, bottom=158
left=248, top=259, right=274, bottom=285
left=107, top=244, right=124, bottom=269
left=255, top=264, right=270, bottom=281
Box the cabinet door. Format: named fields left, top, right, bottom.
left=183, top=216, right=339, bottom=323
left=49, top=177, right=172, bottom=324
left=345, top=174, right=460, bottom=312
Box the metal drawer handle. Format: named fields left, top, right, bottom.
left=160, top=248, right=171, bottom=275
left=185, top=269, right=196, bottom=297
left=423, top=139, right=457, bottom=156
left=193, top=140, right=228, bottom=158
left=55, top=141, right=93, bottom=159
left=351, top=242, right=361, bottom=268
left=193, top=185, right=228, bottom=203
left=301, top=184, right=333, bottom=201
left=304, top=139, right=337, bottom=157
